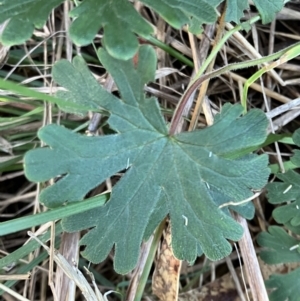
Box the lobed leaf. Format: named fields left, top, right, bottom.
left=252, top=0, right=284, bottom=24
left=225, top=0, right=248, bottom=23
left=0, top=0, right=222, bottom=57
left=291, top=129, right=300, bottom=166
left=69, top=0, right=223, bottom=56
left=0, top=0, right=64, bottom=46
left=266, top=129, right=300, bottom=226
left=0, top=0, right=284, bottom=59
left=266, top=171, right=300, bottom=226
left=226, top=0, right=284, bottom=24
left=69, top=0, right=152, bottom=60
left=25, top=45, right=270, bottom=273
left=142, top=0, right=222, bottom=34
left=257, top=226, right=300, bottom=265
left=265, top=268, right=300, bottom=301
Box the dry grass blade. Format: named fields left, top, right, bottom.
left=55, top=232, right=80, bottom=301
left=0, top=273, right=31, bottom=281
left=234, top=215, right=269, bottom=301
left=27, top=232, right=103, bottom=301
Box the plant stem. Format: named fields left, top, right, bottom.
left=147, top=36, right=194, bottom=67
left=193, top=15, right=261, bottom=82
left=169, top=39, right=300, bottom=135
left=169, top=15, right=260, bottom=134
left=133, top=219, right=166, bottom=301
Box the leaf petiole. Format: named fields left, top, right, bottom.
left=170, top=38, right=300, bottom=134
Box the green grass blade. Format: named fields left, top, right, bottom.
left=0, top=194, right=108, bottom=236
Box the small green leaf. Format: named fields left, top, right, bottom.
left=24, top=46, right=270, bottom=274
left=208, top=188, right=255, bottom=219
left=273, top=201, right=300, bottom=226
left=142, top=0, right=222, bottom=33
left=69, top=0, right=152, bottom=60
left=0, top=0, right=64, bottom=46
left=0, top=0, right=284, bottom=60
left=292, top=129, right=300, bottom=146
left=225, top=0, right=249, bottom=23
left=257, top=226, right=300, bottom=264
left=290, top=129, right=300, bottom=166
left=266, top=170, right=300, bottom=225
left=252, top=0, right=284, bottom=24
left=265, top=268, right=300, bottom=301
left=226, top=0, right=284, bottom=24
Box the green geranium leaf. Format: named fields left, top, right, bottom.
left=0, top=0, right=64, bottom=46
left=290, top=129, right=300, bottom=166
left=226, top=0, right=284, bottom=24
left=142, top=0, right=222, bottom=34
left=266, top=170, right=300, bottom=226
left=0, top=0, right=222, bottom=59
left=266, top=129, right=300, bottom=225
left=292, top=129, right=300, bottom=146
left=252, top=0, right=284, bottom=24
left=266, top=268, right=300, bottom=301
left=69, top=0, right=224, bottom=57
left=0, top=0, right=284, bottom=59
left=257, top=226, right=300, bottom=264
left=24, top=45, right=269, bottom=274
left=69, top=0, right=152, bottom=60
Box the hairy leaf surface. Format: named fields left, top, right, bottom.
left=70, top=0, right=223, bottom=56
left=267, top=170, right=300, bottom=226
left=290, top=129, right=300, bottom=166
left=0, top=0, right=283, bottom=59
left=0, top=0, right=64, bottom=45
left=265, top=268, right=300, bottom=301
left=226, top=0, right=284, bottom=24
left=142, top=0, right=222, bottom=34
left=24, top=45, right=269, bottom=273
left=252, top=0, right=284, bottom=24
left=225, top=0, right=248, bottom=23
left=69, top=0, right=152, bottom=59
left=0, top=0, right=221, bottom=59
left=266, top=129, right=300, bottom=226
left=257, top=226, right=300, bottom=264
